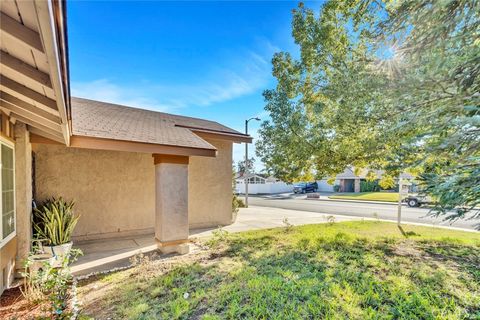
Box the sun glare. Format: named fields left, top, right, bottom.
left=375, top=43, right=404, bottom=78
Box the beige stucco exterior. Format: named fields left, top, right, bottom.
left=14, top=123, right=33, bottom=266
left=1, top=122, right=31, bottom=292
left=0, top=236, right=17, bottom=292
left=189, top=138, right=233, bottom=228
left=32, top=144, right=156, bottom=240
left=155, top=162, right=189, bottom=243
left=32, top=137, right=234, bottom=241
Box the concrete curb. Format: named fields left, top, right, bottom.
left=316, top=198, right=398, bottom=206
left=250, top=193, right=401, bottom=206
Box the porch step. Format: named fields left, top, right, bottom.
left=71, top=235, right=157, bottom=277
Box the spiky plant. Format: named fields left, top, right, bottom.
left=33, top=198, right=79, bottom=246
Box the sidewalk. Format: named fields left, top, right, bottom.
left=191, top=206, right=359, bottom=237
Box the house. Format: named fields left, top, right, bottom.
left=235, top=173, right=270, bottom=185
left=335, top=167, right=412, bottom=193
left=335, top=168, right=380, bottom=193
left=235, top=173, right=293, bottom=194
left=0, top=0, right=251, bottom=294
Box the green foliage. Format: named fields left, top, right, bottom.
left=78, top=222, right=480, bottom=319
left=419, top=158, right=480, bottom=227
left=33, top=198, right=80, bottom=246
left=360, top=180, right=380, bottom=192
left=326, top=177, right=336, bottom=185
left=256, top=0, right=480, bottom=224
left=22, top=249, right=83, bottom=319
left=232, top=194, right=245, bottom=214
left=379, top=175, right=396, bottom=190
left=256, top=1, right=393, bottom=183
left=207, top=228, right=231, bottom=248
left=236, top=157, right=255, bottom=175
left=333, top=184, right=340, bottom=192
left=232, top=169, right=245, bottom=215
left=282, top=217, right=294, bottom=232
left=365, top=171, right=377, bottom=182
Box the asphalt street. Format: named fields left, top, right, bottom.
left=247, top=194, right=479, bottom=231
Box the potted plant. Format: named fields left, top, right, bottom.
left=33, top=198, right=80, bottom=267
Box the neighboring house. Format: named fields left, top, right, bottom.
left=334, top=167, right=413, bottom=193
left=335, top=168, right=377, bottom=193
left=235, top=173, right=293, bottom=194
left=0, top=0, right=251, bottom=294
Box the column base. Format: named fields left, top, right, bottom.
left=156, top=239, right=190, bottom=255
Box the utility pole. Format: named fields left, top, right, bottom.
left=397, top=174, right=402, bottom=226
left=244, top=117, right=260, bottom=208
left=245, top=119, right=249, bottom=207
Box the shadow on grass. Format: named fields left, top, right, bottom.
left=420, top=241, right=480, bottom=283
left=398, top=225, right=420, bottom=238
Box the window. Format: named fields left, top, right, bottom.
left=0, top=139, right=15, bottom=246
left=248, top=176, right=266, bottom=184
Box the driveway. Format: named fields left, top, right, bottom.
left=246, top=194, right=479, bottom=231
left=191, top=206, right=360, bottom=237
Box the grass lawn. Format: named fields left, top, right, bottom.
left=329, top=192, right=400, bottom=202
left=78, top=221, right=480, bottom=319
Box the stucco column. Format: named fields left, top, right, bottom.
left=14, top=123, right=33, bottom=268
left=354, top=178, right=361, bottom=193
left=153, top=154, right=189, bottom=254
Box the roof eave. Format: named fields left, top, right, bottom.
left=188, top=128, right=253, bottom=143
left=34, top=0, right=71, bottom=145
left=68, top=135, right=217, bottom=157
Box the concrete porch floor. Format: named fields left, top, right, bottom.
left=71, top=206, right=359, bottom=276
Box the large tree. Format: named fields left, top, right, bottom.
left=237, top=157, right=256, bottom=175
left=256, top=0, right=479, bottom=223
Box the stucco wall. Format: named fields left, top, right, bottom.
left=1, top=236, right=17, bottom=293
left=32, top=144, right=156, bottom=240
left=32, top=138, right=233, bottom=240
left=189, top=139, right=233, bottom=228
left=14, top=123, right=33, bottom=264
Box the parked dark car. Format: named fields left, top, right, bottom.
left=293, top=182, right=318, bottom=194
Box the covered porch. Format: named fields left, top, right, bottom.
left=31, top=97, right=251, bottom=255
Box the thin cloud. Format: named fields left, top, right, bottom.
left=71, top=79, right=174, bottom=112
left=71, top=44, right=275, bottom=113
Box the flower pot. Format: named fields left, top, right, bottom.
left=29, top=253, right=55, bottom=276
left=40, top=242, right=73, bottom=267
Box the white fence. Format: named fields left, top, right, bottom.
left=235, top=180, right=294, bottom=194
left=316, top=179, right=339, bottom=192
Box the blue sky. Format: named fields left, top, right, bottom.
left=67, top=1, right=320, bottom=170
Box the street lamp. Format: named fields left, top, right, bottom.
left=244, top=117, right=260, bottom=208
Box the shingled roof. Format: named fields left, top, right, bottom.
left=71, top=97, right=250, bottom=153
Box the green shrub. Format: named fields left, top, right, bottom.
left=22, top=248, right=82, bottom=319
left=232, top=194, right=245, bottom=214
left=333, top=185, right=341, bottom=192
left=33, top=198, right=80, bottom=246
left=360, top=180, right=380, bottom=192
